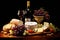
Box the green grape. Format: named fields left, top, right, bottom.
left=23, top=32, right=26, bottom=35
left=37, top=24, right=43, bottom=28
left=55, top=27, right=60, bottom=32
left=50, top=23, right=56, bottom=32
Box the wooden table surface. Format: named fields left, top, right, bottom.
left=0, top=32, right=60, bottom=40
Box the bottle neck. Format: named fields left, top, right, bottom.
left=27, top=1, right=30, bottom=11
left=27, top=1, right=30, bottom=8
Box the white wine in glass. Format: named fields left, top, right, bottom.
left=33, top=15, right=44, bottom=24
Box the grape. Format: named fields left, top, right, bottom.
left=34, top=8, right=45, bottom=16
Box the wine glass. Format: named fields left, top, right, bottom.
left=33, top=15, right=44, bottom=24
left=17, top=10, right=23, bottom=20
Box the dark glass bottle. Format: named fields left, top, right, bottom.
left=23, top=1, right=33, bottom=23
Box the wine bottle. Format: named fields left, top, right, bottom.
left=23, top=1, right=33, bottom=23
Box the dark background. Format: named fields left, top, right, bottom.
left=0, top=0, right=60, bottom=29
